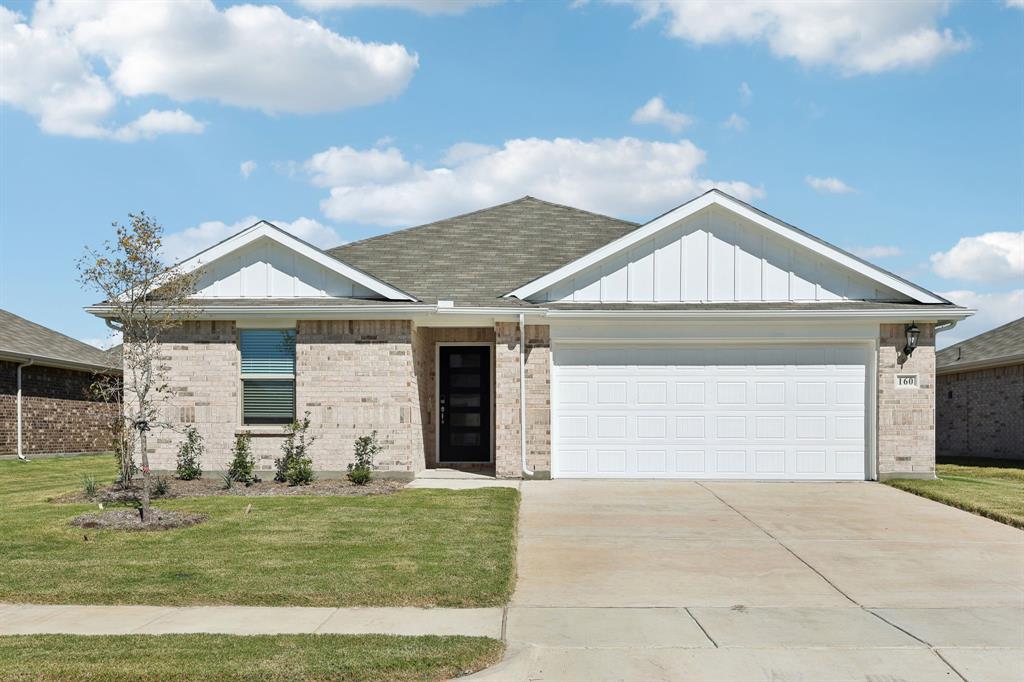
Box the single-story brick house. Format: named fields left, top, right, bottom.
left=936, top=317, right=1023, bottom=460
left=0, top=309, right=120, bottom=459
left=88, top=190, right=970, bottom=480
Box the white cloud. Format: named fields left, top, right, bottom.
left=374, top=135, right=396, bottom=148
left=935, top=289, right=1024, bottom=348
left=721, top=113, right=748, bottom=132
left=631, top=96, right=693, bottom=133
left=806, top=175, right=856, bottom=194
left=1006, top=0, right=1024, bottom=8
left=619, top=0, right=969, bottom=75
left=739, top=81, right=753, bottom=105
left=304, top=137, right=763, bottom=227
left=930, top=231, right=1024, bottom=283
left=162, top=217, right=342, bottom=264
left=297, top=0, right=499, bottom=13
left=81, top=335, right=121, bottom=350
left=240, top=160, right=257, bottom=179
left=112, top=109, right=205, bottom=142
left=305, top=146, right=412, bottom=187
left=851, top=245, right=902, bottom=259
left=1, top=1, right=417, bottom=139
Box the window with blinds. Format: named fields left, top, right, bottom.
left=240, top=329, right=296, bottom=425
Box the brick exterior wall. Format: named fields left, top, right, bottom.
left=937, top=363, right=1023, bottom=460
left=0, top=360, right=117, bottom=456
left=877, top=323, right=937, bottom=478
left=149, top=321, right=240, bottom=471
left=493, top=322, right=552, bottom=479
left=144, top=320, right=422, bottom=475
left=296, top=320, right=420, bottom=474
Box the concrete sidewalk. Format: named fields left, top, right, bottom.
left=0, top=604, right=503, bottom=638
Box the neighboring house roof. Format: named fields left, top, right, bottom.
left=329, top=196, right=639, bottom=306
left=105, top=344, right=123, bottom=369
left=937, top=317, right=1024, bottom=374
left=0, top=309, right=120, bottom=373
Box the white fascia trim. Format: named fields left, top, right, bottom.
left=542, top=307, right=975, bottom=322
left=936, top=353, right=1024, bottom=375
left=506, top=191, right=946, bottom=305
left=175, top=221, right=417, bottom=302
left=0, top=350, right=120, bottom=374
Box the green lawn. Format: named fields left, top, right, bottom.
left=885, top=458, right=1024, bottom=529
left=0, top=455, right=518, bottom=607
left=0, top=634, right=503, bottom=682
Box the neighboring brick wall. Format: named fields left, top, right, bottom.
left=0, top=360, right=117, bottom=455
left=413, top=326, right=495, bottom=469
left=493, top=322, right=551, bottom=479
left=937, top=364, right=1024, bottom=460
left=877, top=323, right=937, bottom=478
left=297, top=320, right=420, bottom=474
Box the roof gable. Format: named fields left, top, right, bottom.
left=507, top=190, right=948, bottom=305
left=178, top=221, right=415, bottom=301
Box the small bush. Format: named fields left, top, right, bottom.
left=227, top=432, right=256, bottom=485
left=220, top=472, right=234, bottom=490
left=275, top=412, right=315, bottom=486
left=175, top=426, right=204, bottom=480
left=347, top=431, right=380, bottom=486
left=82, top=474, right=98, bottom=499
left=152, top=475, right=170, bottom=497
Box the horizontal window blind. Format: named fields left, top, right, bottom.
left=240, top=330, right=296, bottom=375
left=242, top=380, right=295, bottom=424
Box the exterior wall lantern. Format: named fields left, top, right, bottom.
left=903, top=323, right=920, bottom=358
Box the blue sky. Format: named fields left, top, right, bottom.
left=1, top=0, right=1022, bottom=348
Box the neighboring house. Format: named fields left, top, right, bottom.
left=936, top=317, right=1024, bottom=460
left=86, top=190, right=970, bottom=480
left=0, top=309, right=121, bottom=459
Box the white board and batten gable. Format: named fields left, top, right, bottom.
left=178, top=221, right=414, bottom=301
left=510, top=191, right=946, bottom=305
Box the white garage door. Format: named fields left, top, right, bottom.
left=553, top=346, right=868, bottom=480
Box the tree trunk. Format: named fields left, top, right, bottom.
left=138, top=425, right=151, bottom=523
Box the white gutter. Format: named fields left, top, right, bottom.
left=16, top=358, right=34, bottom=460
left=519, top=313, right=532, bottom=478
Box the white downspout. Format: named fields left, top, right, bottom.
left=519, top=313, right=532, bottom=477
left=16, top=358, right=34, bottom=461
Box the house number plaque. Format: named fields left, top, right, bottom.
left=895, top=374, right=919, bottom=388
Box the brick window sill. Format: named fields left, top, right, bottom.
left=236, top=425, right=289, bottom=436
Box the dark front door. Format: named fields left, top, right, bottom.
left=439, top=346, right=491, bottom=463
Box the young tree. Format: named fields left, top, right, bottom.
left=78, top=213, right=198, bottom=522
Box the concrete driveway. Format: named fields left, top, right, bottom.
left=471, top=481, right=1024, bottom=681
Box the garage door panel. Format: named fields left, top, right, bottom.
left=553, top=345, right=867, bottom=480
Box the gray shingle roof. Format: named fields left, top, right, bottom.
left=0, top=309, right=119, bottom=371
left=937, top=316, right=1024, bottom=373
left=328, top=196, right=639, bottom=306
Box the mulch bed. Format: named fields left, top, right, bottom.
left=69, top=508, right=208, bottom=532
left=52, top=476, right=405, bottom=505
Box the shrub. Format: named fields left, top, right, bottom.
left=275, top=412, right=315, bottom=486
left=153, top=475, right=170, bottom=497
left=221, top=472, right=234, bottom=490
left=175, top=426, right=204, bottom=480
left=347, top=431, right=380, bottom=486
left=227, top=432, right=256, bottom=485
left=82, top=474, right=98, bottom=499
